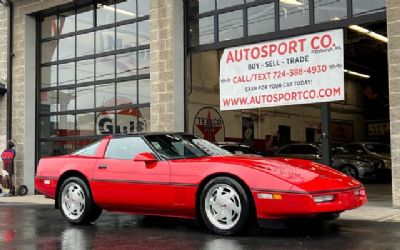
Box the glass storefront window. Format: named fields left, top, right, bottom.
left=315, top=0, right=347, bottom=23
left=75, top=139, right=97, bottom=151
left=39, top=2, right=150, bottom=157
left=59, top=11, right=75, bottom=35
left=59, top=36, right=75, bottom=60
left=116, top=107, right=149, bottom=134
left=39, top=116, right=57, bottom=138
left=40, top=90, right=58, bottom=113
left=57, top=140, right=76, bottom=155
left=117, top=80, right=137, bottom=105
left=187, top=0, right=386, bottom=48
left=96, top=27, right=116, bottom=53
left=97, top=1, right=116, bottom=27
left=41, top=66, right=57, bottom=88
left=219, top=10, right=243, bottom=41
left=280, top=0, right=309, bottom=30
left=189, top=0, right=215, bottom=14
left=138, top=20, right=150, bottom=46
left=217, top=0, right=243, bottom=9
left=190, top=16, right=214, bottom=46
left=41, top=15, right=58, bottom=39
left=77, top=113, right=95, bottom=136
left=58, top=114, right=76, bottom=137
left=353, top=0, right=386, bottom=16
left=116, top=0, right=137, bottom=22
left=138, top=49, right=150, bottom=75
left=59, top=88, right=76, bottom=112
left=117, top=23, right=137, bottom=49
left=58, top=62, right=75, bottom=86
left=248, top=3, right=275, bottom=36
left=77, top=6, right=94, bottom=31
left=41, top=40, right=57, bottom=63
left=96, top=55, right=116, bottom=80
left=96, top=83, right=116, bottom=108
left=96, top=111, right=115, bottom=135
left=117, top=52, right=137, bottom=77
left=138, top=0, right=150, bottom=17
left=77, top=85, right=95, bottom=110
left=138, top=79, right=149, bottom=104
left=77, top=59, right=95, bottom=84
left=77, top=32, right=95, bottom=57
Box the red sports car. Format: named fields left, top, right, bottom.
left=35, top=133, right=367, bottom=235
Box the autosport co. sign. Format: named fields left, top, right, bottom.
left=220, top=29, right=344, bottom=111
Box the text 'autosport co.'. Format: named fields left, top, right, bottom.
left=219, top=29, right=344, bottom=110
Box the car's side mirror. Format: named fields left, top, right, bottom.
left=133, top=152, right=157, bottom=163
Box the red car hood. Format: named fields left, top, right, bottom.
left=202, top=156, right=362, bottom=193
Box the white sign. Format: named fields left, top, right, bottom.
left=220, top=29, right=344, bottom=110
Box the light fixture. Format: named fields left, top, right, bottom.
left=349, top=25, right=388, bottom=43
left=97, top=4, right=136, bottom=18
left=280, top=0, right=304, bottom=6
left=344, top=69, right=371, bottom=79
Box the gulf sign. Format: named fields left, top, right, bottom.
left=220, top=29, right=344, bottom=110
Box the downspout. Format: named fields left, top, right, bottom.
left=5, top=0, right=13, bottom=142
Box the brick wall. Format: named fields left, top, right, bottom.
left=149, top=0, right=175, bottom=132
left=387, top=0, right=400, bottom=207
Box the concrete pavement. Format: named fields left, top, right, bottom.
left=0, top=195, right=54, bottom=205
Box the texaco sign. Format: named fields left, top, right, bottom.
left=193, top=107, right=225, bottom=142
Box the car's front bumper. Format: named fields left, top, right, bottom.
left=252, top=187, right=367, bottom=220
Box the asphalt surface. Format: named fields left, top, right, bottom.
left=1, top=203, right=400, bottom=250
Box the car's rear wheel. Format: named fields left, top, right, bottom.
left=59, top=177, right=102, bottom=225
left=200, top=176, right=252, bottom=235
left=340, top=165, right=359, bottom=180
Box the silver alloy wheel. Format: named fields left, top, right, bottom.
left=342, top=166, right=357, bottom=178
left=61, top=182, right=86, bottom=220
left=204, top=184, right=241, bottom=230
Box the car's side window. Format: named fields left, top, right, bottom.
left=72, top=141, right=101, bottom=156
left=105, top=137, right=153, bottom=160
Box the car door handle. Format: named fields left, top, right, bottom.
left=98, top=164, right=108, bottom=169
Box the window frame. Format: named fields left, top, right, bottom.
left=36, top=1, right=151, bottom=163
left=186, top=0, right=386, bottom=53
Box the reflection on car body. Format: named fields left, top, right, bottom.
left=275, top=143, right=383, bottom=180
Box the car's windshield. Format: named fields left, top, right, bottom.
left=365, top=143, right=390, bottom=154
left=144, top=134, right=231, bottom=160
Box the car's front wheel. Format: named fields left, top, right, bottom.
left=200, top=177, right=253, bottom=235
left=59, top=176, right=102, bottom=225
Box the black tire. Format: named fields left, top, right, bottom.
left=200, top=176, right=253, bottom=235
left=340, top=165, right=359, bottom=180
left=16, top=185, right=28, bottom=196
left=58, top=177, right=102, bottom=225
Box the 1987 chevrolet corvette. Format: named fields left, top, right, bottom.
left=35, top=133, right=366, bottom=235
